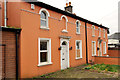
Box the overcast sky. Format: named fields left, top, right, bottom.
left=39, top=0, right=119, bottom=35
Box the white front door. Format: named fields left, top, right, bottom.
left=61, top=40, right=69, bottom=70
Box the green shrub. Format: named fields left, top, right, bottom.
left=91, top=66, right=95, bottom=69
left=85, top=67, right=91, bottom=70
left=84, top=64, right=119, bottom=72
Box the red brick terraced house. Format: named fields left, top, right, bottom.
left=0, top=0, right=110, bottom=79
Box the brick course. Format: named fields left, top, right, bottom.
left=108, top=50, right=120, bottom=57
left=0, top=31, right=16, bottom=79
left=94, top=56, right=119, bottom=65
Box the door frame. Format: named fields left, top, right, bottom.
left=60, top=38, right=70, bottom=70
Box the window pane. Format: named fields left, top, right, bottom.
left=103, top=43, right=105, bottom=53
left=41, top=11, right=46, bottom=19
left=40, top=42, right=47, bottom=50
left=92, top=26, right=95, bottom=36
left=104, top=31, right=105, bottom=38
left=92, top=29, right=94, bottom=35
left=77, top=49, right=80, bottom=57
left=76, top=22, right=79, bottom=27
left=93, top=43, right=95, bottom=55
left=76, top=41, right=80, bottom=49
left=40, top=52, right=47, bottom=62
left=99, top=31, right=101, bottom=36
left=41, top=20, right=47, bottom=27
left=62, top=41, right=67, bottom=45
left=92, top=42, right=95, bottom=55
left=76, top=28, right=79, bottom=33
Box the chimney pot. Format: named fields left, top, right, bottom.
left=66, top=3, right=68, bottom=7
left=69, top=2, right=71, bottom=6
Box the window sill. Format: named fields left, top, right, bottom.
left=38, top=62, right=52, bottom=67
left=98, top=36, right=101, bottom=38
left=62, top=29, right=68, bottom=33
left=103, top=53, right=106, bottom=54
left=76, top=57, right=82, bottom=60
left=92, top=55, right=96, bottom=57
left=76, top=33, right=80, bottom=35
left=40, top=27, right=50, bottom=30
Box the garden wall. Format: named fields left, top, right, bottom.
left=108, top=48, right=120, bottom=57
left=94, top=56, right=120, bottom=65
left=0, top=27, right=21, bottom=79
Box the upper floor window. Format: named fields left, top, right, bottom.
left=98, top=27, right=101, bottom=37
left=41, top=11, right=47, bottom=27
left=39, top=8, right=50, bottom=30
left=31, top=4, right=35, bottom=10
left=76, top=20, right=81, bottom=34
left=103, top=29, right=106, bottom=38
left=92, top=25, right=95, bottom=37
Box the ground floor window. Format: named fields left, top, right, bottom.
left=92, top=41, right=96, bottom=56
left=76, top=40, right=82, bottom=59
left=103, top=42, right=106, bottom=54
left=98, top=41, right=102, bottom=56
left=38, top=38, right=52, bottom=66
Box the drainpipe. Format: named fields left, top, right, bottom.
left=4, top=0, right=7, bottom=27
left=15, top=31, right=19, bottom=80
left=85, top=22, right=88, bottom=64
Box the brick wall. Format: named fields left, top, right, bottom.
left=0, top=45, right=5, bottom=79
left=0, top=45, right=4, bottom=79
left=94, top=56, right=120, bottom=65
left=0, top=31, right=16, bottom=79
left=108, top=49, right=120, bottom=57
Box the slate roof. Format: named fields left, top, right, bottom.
left=108, top=32, right=120, bottom=40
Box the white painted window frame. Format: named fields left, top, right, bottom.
left=76, top=20, right=81, bottom=34
left=98, top=41, right=102, bottom=56
left=75, top=40, right=82, bottom=59
left=61, top=15, right=68, bottom=33
left=92, top=41, right=96, bottom=56
left=92, top=25, right=95, bottom=37
left=39, top=8, right=50, bottom=30
left=98, top=27, right=101, bottom=37
left=31, top=4, right=35, bottom=10
left=38, top=38, right=52, bottom=66
left=103, top=42, right=107, bottom=54
left=103, top=29, right=106, bottom=38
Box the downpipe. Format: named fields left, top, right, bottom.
left=4, top=0, right=7, bottom=27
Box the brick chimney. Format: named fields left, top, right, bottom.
left=64, top=2, right=73, bottom=13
